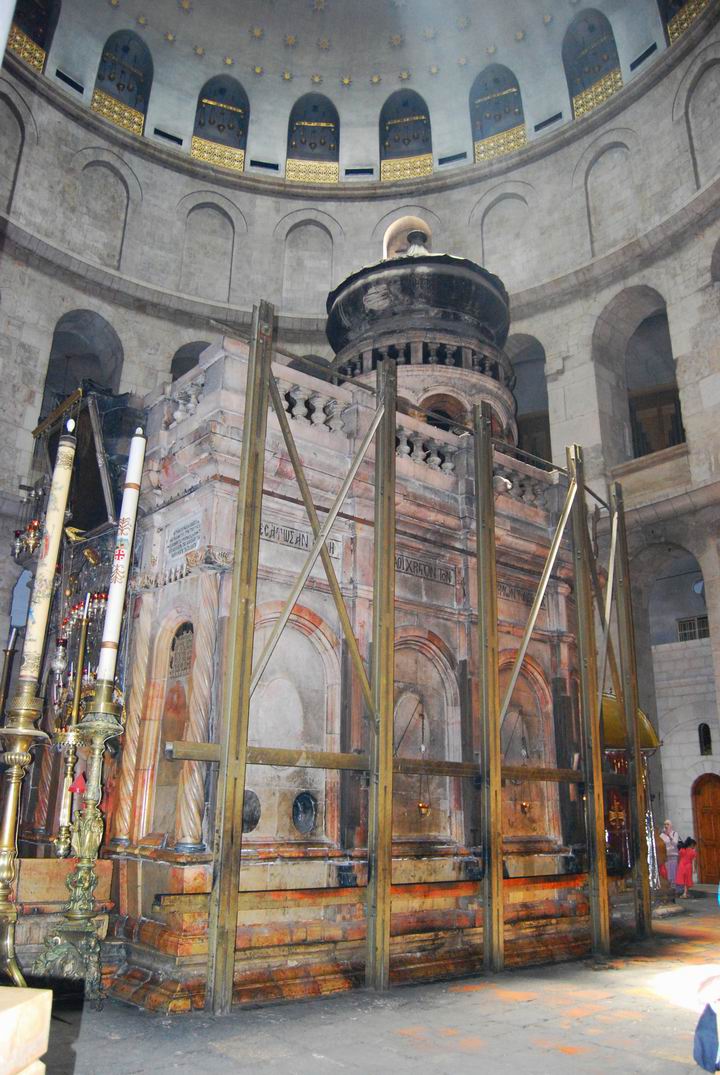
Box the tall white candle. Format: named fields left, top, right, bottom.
left=96, top=429, right=146, bottom=683
left=19, top=422, right=77, bottom=684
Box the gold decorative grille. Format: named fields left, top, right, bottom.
left=668, top=0, right=710, bottom=42
left=380, top=152, right=433, bottom=183
left=572, top=67, right=623, bottom=119
left=285, top=158, right=339, bottom=184
left=191, top=136, right=245, bottom=173
left=474, top=124, right=527, bottom=164
left=8, top=24, right=45, bottom=72
left=91, top=89, right=145, bottom=136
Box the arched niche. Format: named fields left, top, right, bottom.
left=286, top=93, right=340, bottom=184
left=505, top=335, right=551, bottom=462
left=0, top=96, right=24, bottom=212
left=379, top=89, right=432, bottom=183
left=393, top=631, right=463, bottom=848
left=75, top=161, right=129, bottom=269
left=592, top=286, right=684, bottom=468
left=419, top=391, right=469, bottom=434
left=480, top=193, right=530, bottom=283
left=10, top=0, right=60, bottom=71
left=499, top=656, right=561, bottom=872
left=281, top=220, right=333, bottom=316
left=151, top=622, right=194, bottom=840
left=248, top=603, right=342, bottom=847
left=179, top=202, right=235, bottom=303
left=170, top=340, right=211, bottom=381
left=562, top=9, right=622, bottom=119
left=685, top=62, right=720, bottom=189
left=41, top=309, right=123, bottom=419
left=584, top=141, right=638, bottom=257
left=191, top=75, right=249, bottom=173
left=93, top=30, right=153, bottom=136
left=469, top=64, right=526, bottom=163
left=658, top=0, right=705, bottom=44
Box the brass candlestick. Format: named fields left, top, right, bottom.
left=54, top=596, right=91, bottom=858
left=34, top=679, right=122, bottom=1006
left=0, top=682, right=48, bottom=986
left=0, top=628, right=18, bottom=720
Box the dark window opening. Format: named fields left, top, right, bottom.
left=193, top=75, right=249, bottom=152
left=630, top=42, right=658, bottom=70
left=287, top=93, right=340, bottom=162
left=534, top=112, right=563, bottom=132
left=469, top=64, right=524, bottom=144
left=380, top=89, right=432, bottom=161
left=13, top=0, right=61, bottom=51
left=630, top=386, right=685, bottom=458
left=678, top=615, right=710, bottom=642
left=562, top=9, right=621, bottom=108
left=699, top=722, right=712, bottom=756
left=95, top=30, right=153, bottom=116
left=517, top=412, right=552, bottom=462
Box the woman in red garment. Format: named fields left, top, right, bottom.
left=676, top=837, right=697, bottom=898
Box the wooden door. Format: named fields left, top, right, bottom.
left=692, top=774, right=720, bottom=883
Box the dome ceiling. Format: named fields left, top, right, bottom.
left=65, top=0, right=664, bottom=99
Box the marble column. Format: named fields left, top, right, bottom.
left=112, top=592, right=153, bottom=845
left=174, top=567, right=220, bottom=851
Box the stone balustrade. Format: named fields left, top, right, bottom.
left=273, top=366, right=353, bottom=436
left=336, top=339, right=514, bottom=389
left=396, top=419, right=460, bottom=475
left=162, top=372, right=206, bottom=430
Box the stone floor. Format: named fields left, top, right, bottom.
left=45, top=889, right=720, bottom=1075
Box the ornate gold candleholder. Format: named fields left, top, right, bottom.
left=54, top=597, right=91, bottom=859
left=0, top=682, right=48, bottom=986
left=33, top=679, right=122, bottom=1006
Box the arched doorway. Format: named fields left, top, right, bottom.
left=692, top=774, right=720, bottom=883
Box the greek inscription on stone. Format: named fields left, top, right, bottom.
left=395, top=553, right=455, bottom=587
left=167, top=515, right=203, bottom=562
left=497, top=580, right=545, bottom=608
left=260, top=521, right=340, bottom=559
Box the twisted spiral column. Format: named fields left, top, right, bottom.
left=174, top=570, right=219, bottom=851
left=112, top=595, right=153, bottom=844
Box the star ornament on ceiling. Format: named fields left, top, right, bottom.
left=389, top=33, right=404, bottom=48
left=429, top=63, right=439, bottom=75
left=341, top=74, right=352, bottom=86
left=398, top=69, right=410, bottom=81
left=223, top=55, right=234, bottom=66
left=164, top=30, right=176, bottom=43
left=285, top=34, right=298, bottom=47
left=311, top=72, right=323, bottom=84
left=136, top=13, right=148, bottom=27
left=178, top=0, right=192, bottom=11
left=193, top=44, right=205, bottom=56
left=318, top=36, right=331, bottom=50
left=250, top=26, right=264, bottom=40
left=370, top=73, right=382, bottom=84
left=313, top=0, right=326, bottom=10
left=422, top=27, right=437, bottom=41
left=282, top=69, right=293, bottom=80
left=253, top=65, right=264, bottom=76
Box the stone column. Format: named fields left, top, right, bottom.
left=174, top=559, right=222, bottom=851
left=112, top=592, right=153, bottom=845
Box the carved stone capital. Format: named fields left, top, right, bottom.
left=185, top=545, right=234, bottom=573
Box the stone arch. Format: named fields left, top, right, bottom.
left=571, top=129, right=641, bottom=258
left=371, top=203, right=441, bottom=249
left=78, top=161, right=129, bottom=269
left=685, top=61, right=720, bottom=189
left=505, top=334, right=550, bottom=461
left=0, top=94, right=25, bottom=213
left=281, top=220, right=333, bottom=316
left=498, top=650, right=560, bottom=858
left=592, top=284, right=684, bottom=468
left=394, top=627, right=463, bottom=844
left=170, top=340, right=211, bottom=381
left=250, top=601, right=342, bottom=845
left=177, top=194, right=241, bottom=302
left=468, top=181, right=536, bottom=285
left=41, top=308, right=124, bottom=419
left=416, top=386, right=471, bottom=432
left=133, top=604, right=196, bottom=843
left=671, top=41, right=720, bottom=189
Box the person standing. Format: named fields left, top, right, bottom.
left=677, top=837, right=698, bottom=898
left=660, top=819, right=680, bottom=889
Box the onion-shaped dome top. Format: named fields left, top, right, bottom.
left=326, top=252, right=510, bottom=354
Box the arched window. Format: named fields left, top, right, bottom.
left=191, top=76, right=249, bottom=173
left=171, top=341, right=210, bottom=381
left=562, top=9, right=622, bottom=119
left=658, top=0, right=707, bottom=43
left=41, top=310, right=124, bottom=420
left=153, top=622, right=194, bottom=840
left=506, top=335, right=551, bottom=462
left=286, top=94, right=340, bottom=184
left=699, top=723, right=712, bottom=756
left=379, top=90, right=432, bottom=183
left=8, top=0, right=60, bottom=71
left=92, top=30, right=153, bottom=136
left=469, top=65, right=526, bottom=163
left=626, top=310, right=685, bottom=459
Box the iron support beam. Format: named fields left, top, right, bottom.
left=612, top=482, right=651, bottom=939
left=206, top=302, right=274, bottom=1016
left=267, top=373, right=376, bottom=724
left=474, top=403, right=503, bottom=971
left=366, top=359, right=396, bottom=991
left=568, top=446, right=610, bottom=959
left=595, top=511, right=619, bottom=720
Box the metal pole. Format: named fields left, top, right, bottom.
left=474, top=402, right=503, bottom=971
left=366, top=358, right=396, bottom=991
left=612, top=481, right=651, bottom=938
left=568, top=445, right=610, bottom=959
left=0, top=629, right=18, bottom=721
left=54, top=594, right=91, bottom=858
left=206, top=303, right=274, bottom=1015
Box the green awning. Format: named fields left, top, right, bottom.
left=601, top=693, right=661, bottom=750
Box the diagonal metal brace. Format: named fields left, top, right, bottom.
left=499, top=477, right=577, bottom=723
left=250, top=399, right=385, bottom=697
left=267, top=373, right=377, bottom=727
